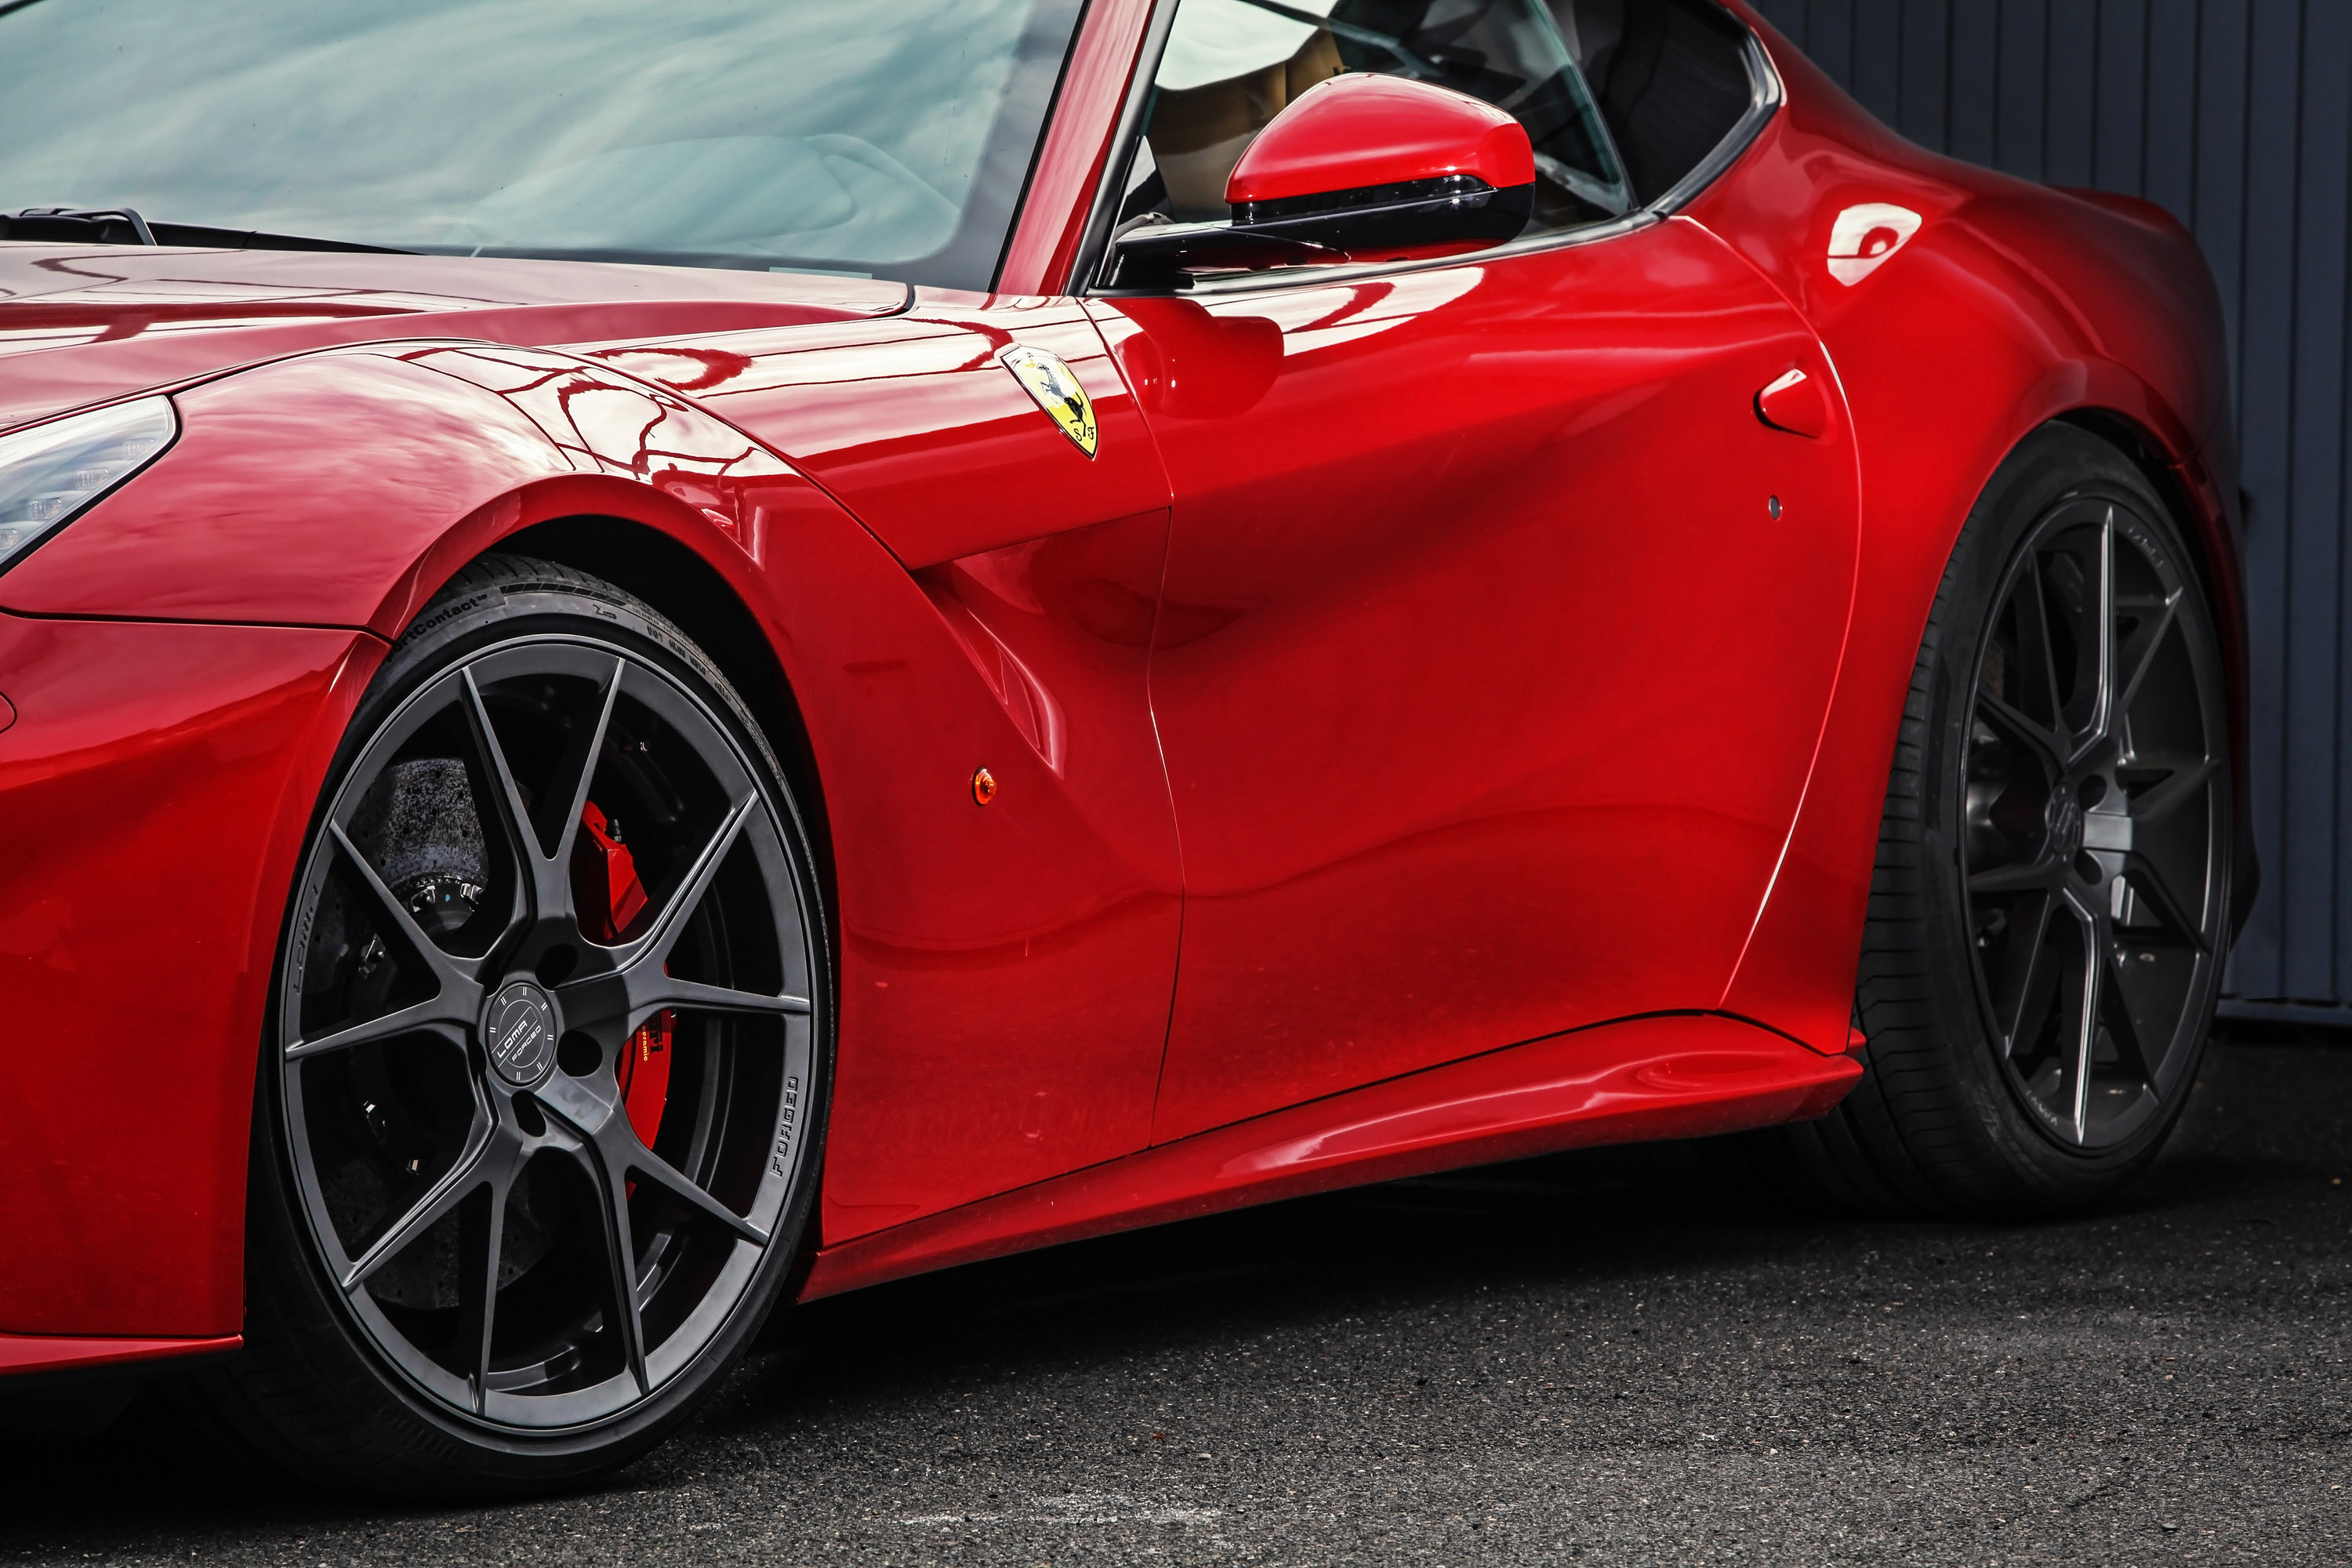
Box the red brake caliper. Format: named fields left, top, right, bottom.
left=578, top=801, right=670, bottom=1147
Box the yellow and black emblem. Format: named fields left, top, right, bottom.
left=999, top=344, right=1098, bottom=458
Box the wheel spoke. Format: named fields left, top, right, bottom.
left=455, top=1172, right=510, bottom=1412
left=2058, top=893, right=2101, bottom=1144
left=2114, top=587, right=2182, bottom=720
left=552, top=797, right=759, bottom=1036
left=289, top=1005, right=467, bottom=1062
left=327, top=822, right=478, bottom=994
left=461, top=659, right=626, bottom=938
left=343, top=1120, right=504, bottom=1290
left=536, top=657, right=623, bottom=867
left=630, top=796, right=754, bottom=968
left=295, top=823, right=485, bottom=1058
left=637, top=978, right=811, bottom=1021
left=1976, top=687, right=2065, bottom=769
left=2122, top=851, right=2210, bottom=952
left=1970, top=859, right=2057, bottom=897
left=520, top=1076, right=652, bottom=1389
left=2129, top=756, right=2220, bottom=829
left=626, top=1142, right=770, bottom=1247
left=2096, top=943, right=2158, bottom=1090
left=2073, top=510, right=2118, bottom=760
left=580, top=1138, right=652, bottom=1396
left=459, top=669, right=542, bottom=881
left=537, top=1071, right=768, bottom=1248
left=1991, top=892, right=2056, bottom=1055
left=2019, top=555, right=2073, bottom=751
left=534, top=1067, right=620, bottom=1140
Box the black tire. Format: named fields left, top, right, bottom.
left=1784, top=424, right=2233, bottom=1217
left=181, top=554, right=831, bottom=1497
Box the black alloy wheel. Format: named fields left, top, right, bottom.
left=193, top=557, right=828, bottom=1494
left=1764, top=424, right=2233, bottom=1215
left=1960, top=492, right=2227, bottom=1149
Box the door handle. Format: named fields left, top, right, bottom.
left=1755, top=367, right=1830, bottom=438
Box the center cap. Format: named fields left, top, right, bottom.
left=484, top=980, right=559, bottom=1087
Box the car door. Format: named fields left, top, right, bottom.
left=1086, top=0, right=1860, bottom=1142
left=629, top=303, right=1182, bottom=1232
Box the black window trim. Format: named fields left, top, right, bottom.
left=1072, top=0, right=1783, bottom=299
left=1639, top=22, right=1783, bottom=216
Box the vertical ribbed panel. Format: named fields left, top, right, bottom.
left=1748, top=0, right=2352, bottom=1014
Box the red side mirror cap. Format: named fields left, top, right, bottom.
left=1108, top=74, right=1536, bottom=289
left=1225, top=74, right=1535, bottom=208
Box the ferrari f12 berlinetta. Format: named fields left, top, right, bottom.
left=0, top=0, right=2247, bottom=1494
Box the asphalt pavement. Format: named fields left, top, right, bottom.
left=5, top=1029, right=2349, bottom=1566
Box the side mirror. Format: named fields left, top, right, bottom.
left=1110, top=74, right=1534, bottom=288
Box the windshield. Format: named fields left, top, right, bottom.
left=0, top=0, right=1083, bottom=289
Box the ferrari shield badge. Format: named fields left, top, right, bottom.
left=1000, top=344, right=1098, bottom=457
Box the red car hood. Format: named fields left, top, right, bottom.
left=0, top=245, right=912, bottom=431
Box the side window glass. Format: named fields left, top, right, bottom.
left=1548, top=0, right=1755, bottom=205
left=1124, top=0, right=1635, bottom=239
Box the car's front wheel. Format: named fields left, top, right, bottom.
left=1784, top=424, right=2234, bottom=1215
left=188, top=554, right=829, bottom=1496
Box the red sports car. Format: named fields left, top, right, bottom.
left=0, top=0, right=2247, bottom=1494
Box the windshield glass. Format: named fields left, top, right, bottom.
left=0, top=0, right=1083, bottom=289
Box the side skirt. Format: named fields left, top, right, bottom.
left=0, top=1334, right=242, bottom=1436
left=0, top=1332, right=242, bottom=1380
left=799, top=1011, right=1860, bottom=1301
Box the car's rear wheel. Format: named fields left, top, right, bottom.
left=1781, top=424, right=2232, bottom=1215
left=187, top=554, right=829, bottom=1496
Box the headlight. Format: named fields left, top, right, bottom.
left=0, top=396, right=177, bottom=574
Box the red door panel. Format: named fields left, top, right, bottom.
left=1092, top=216, right=1860, bottom=1143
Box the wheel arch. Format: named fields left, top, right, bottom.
left=1715, top=370, right=2252, bottom=1054
left=4, top=339, right=856, bottom=938
left=483, top=513, right=839, bottom=929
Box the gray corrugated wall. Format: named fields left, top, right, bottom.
left=1747, top=0, right=2352, bottom=1020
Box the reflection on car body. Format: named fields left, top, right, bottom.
left=0, top=0, right=2249, bottom=1501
